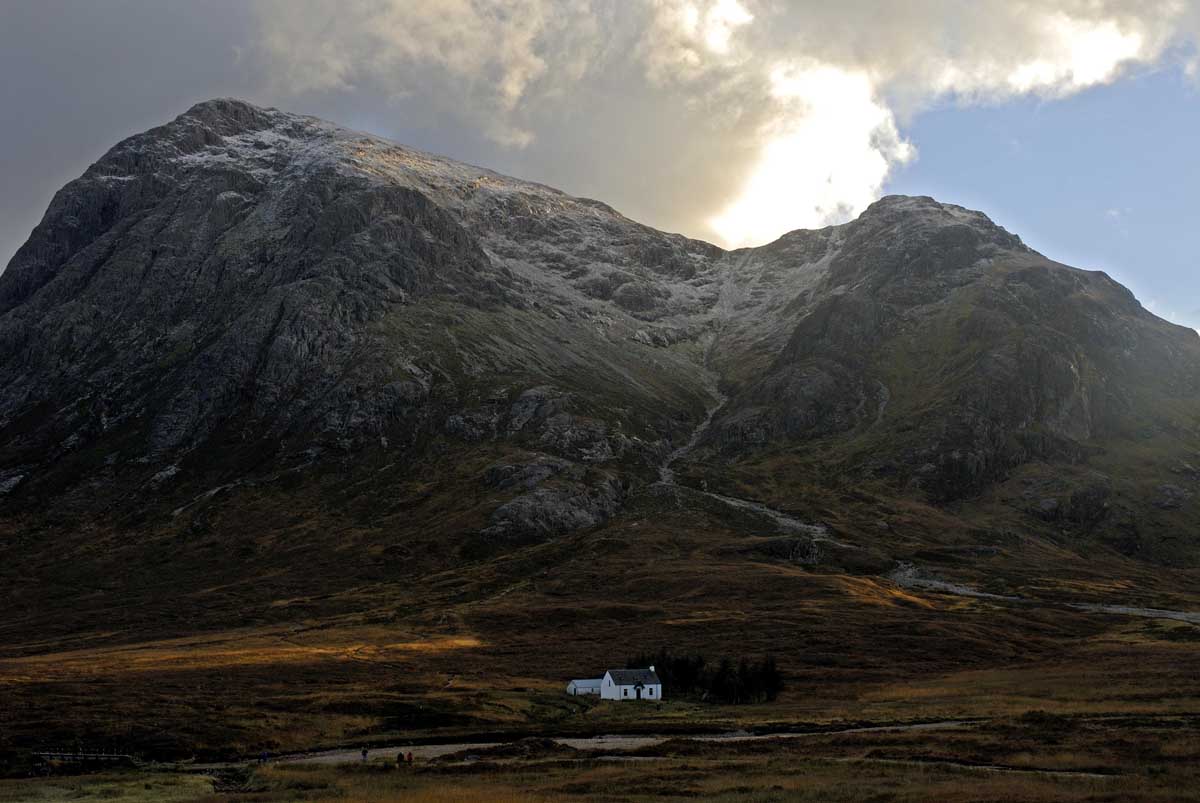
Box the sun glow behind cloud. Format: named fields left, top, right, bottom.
left=710, top=64, right=913, bottom=247
left=699, top=0, right=754, bottom=55
left=699, top=6, right=1168, bottom=247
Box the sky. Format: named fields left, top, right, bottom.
left=1, top=1, right=1198, bottom=330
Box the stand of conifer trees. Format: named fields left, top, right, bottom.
left=627, top=651, right=784, bottom=704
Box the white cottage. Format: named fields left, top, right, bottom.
left=600, top=666, right=662, bottom=701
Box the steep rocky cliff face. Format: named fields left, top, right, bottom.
left=0, top=100, right=719, bottom=539
left=1, top=98, right=1198, bottom=582
left=706, top=197, right=1200, bottom=510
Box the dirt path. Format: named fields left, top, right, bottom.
left=278, top=720, right=974, bottom=766
left=693, top=487, right=837, bottom=540
left=1066, top=602, right=1200, bottom=625
left=891, top=562, right=1200, bottom=624
left=826, top=755, right=1119, bottom=780
left=280, top=741, right=502, bottom=765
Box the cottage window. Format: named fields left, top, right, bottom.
left=623, top=689, right=628, bottom=697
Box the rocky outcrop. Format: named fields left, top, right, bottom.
left=481, top=477, right=624, bottom=543
left=1155, top=484, right=1193, bottom=510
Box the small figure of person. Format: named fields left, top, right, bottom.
left=259, top=750, right=269, bottom=765
left=397, top=751, right=405, bottom=768
left=406, top=751, right=414, bottom=765
left=361, top=747, right=369, bottom=762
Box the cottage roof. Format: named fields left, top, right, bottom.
left=605, top=668, right=660, bottom=685
left=569, top=678, right=602, bottom=688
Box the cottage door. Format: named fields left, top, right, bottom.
left=634, top=682, right=644, bottom=700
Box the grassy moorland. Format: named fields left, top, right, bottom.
left=3, top=410, right=1198, bottom=791
left=3, top=487, right=1200, bottom=769
left=5, top=712, right=1200, bottom=801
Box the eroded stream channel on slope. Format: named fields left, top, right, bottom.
left=654, top=372, right=833, bottom=544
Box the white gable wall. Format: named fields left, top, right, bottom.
left=600, top=671, right=663, bottom=701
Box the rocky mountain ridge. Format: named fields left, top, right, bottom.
left=1, top=98, right=1198, bottom=571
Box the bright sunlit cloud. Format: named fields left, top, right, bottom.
left=710, top=64, right=913, bottom=247
left=931, top=14, right=1149, bottom=98
left=701, top=0, right=753, bottom=55
left=641, top=0, right=754, bottom=82
left=1008, top=15, right=1146, bottom=93
left=248, top=0, right=1200, bottom=249
left=639, top=2, right=1189, bottom=247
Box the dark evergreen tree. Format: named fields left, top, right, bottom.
left=624, top=651, right=782, bottom=704
left=760, top=655, right=784, bottom=701
left=710, top=657, right=735, bottom=703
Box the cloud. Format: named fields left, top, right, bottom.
left=924, top=12, right=1151, bottom=100
left=642, top=0, right=1194, bottom=246
left=640, top=0, right=755, bottom=83
left=248, top=0, right=1200, bottom=247
left=253, top=0, right=605, bottom=148
left=709, top=62, right=914, bottom=247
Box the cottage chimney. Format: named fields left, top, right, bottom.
left=649, top=665, right=655, bottom=673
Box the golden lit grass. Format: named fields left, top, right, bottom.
left=0, top=630, right=482, bottom=681
left=834, top=576, right=936, bottom=608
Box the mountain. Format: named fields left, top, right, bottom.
left=2, top=99, right=1199, bottom=758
